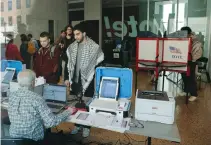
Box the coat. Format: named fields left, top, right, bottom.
left=33, top=45, right=61, bottom=84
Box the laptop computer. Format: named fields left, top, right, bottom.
left=91, top=77, right=119, bottom=109
left=42, top=84, right=67, bottom=113
left=1, top=67, right=16, bottom=85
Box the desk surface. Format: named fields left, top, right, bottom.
left=127, top=119, right=180, bottom=143
left=1, top=95, right=181, bottom=143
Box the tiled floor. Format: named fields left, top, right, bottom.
left=57, top=71, right=211, bottom=145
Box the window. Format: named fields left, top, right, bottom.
left=1, top=17, right=4, bottom=26
left=8, top=16, right=12, bottom=26
left=17, top=15, right=21, bottom=24
left=8, top=0, right=12, bottom=11
left=1, top=2, right=4, bottom=12
left=16, top=0, right=21, bottom=9
left=26, top=0, right=31, bottom=8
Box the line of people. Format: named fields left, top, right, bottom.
left=6, top=22, right=104, bottom=145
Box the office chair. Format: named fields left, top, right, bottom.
left=196, top=57, right=210, bottom=89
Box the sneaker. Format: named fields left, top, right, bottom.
left=82, top=128, right=90, bottom=138
left=189, top=96, right=197, bottom=102
left=71, top=126, right=81, bottom=135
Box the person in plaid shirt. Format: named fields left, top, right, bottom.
left=8, top=70, right=75, bottom=142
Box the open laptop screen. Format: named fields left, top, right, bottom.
left=100, top=79, right=118, bottom=99
left=1, top=68, right=15, bottom=84
left=43, top=84, right=67, bottom=103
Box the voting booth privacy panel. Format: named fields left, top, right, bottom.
left=136, top=37, right=192, bottom=75
left=1, top=60, right=23, bottom=74
left=95, top=67, right=133, bottom=99
left=136, top=38, right=162, bottom=78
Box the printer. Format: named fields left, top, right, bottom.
left=135, top=90, right=175, bottom=124
left=89, top=67, right=133, bottom=119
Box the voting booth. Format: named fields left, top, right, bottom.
left=90, top=67, right=132, bottom=117
left=135, top=37, right=191, bottom=93
left=70, top=67, right=133, bottom=133
left=136, top=38, right=191, bottom=73
left=161, top=38, right=191, bottom=74
left=136, top=38, right=163, bottom=78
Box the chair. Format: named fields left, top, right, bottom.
left=197, top=57, right=210, bottom=89
left=1, top=116, right=11, bottom=138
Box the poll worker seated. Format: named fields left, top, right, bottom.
left=8, top=70, right=76, bottom=144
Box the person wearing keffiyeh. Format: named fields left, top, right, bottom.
left=64, top=22, right=104, bottom=137
left=64, top=23, right=104, bottom=97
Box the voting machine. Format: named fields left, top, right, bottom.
left=70, top=67, right=133, bottom=133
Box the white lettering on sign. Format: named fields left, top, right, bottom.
left=104, top=16, right=165, bottom=37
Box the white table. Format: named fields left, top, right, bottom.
left=1, top=95, right=181, bottom=145
left=127, top=119, right=180, bottom=145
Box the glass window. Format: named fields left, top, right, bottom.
left=102, top=0, right=123, bottom=63
left=8, top=16, right=12, bottom=26
left=185, top=0, right=207, bottom=57
left=16, top=0, right=21, bottom=9
left=17, top=15, right=21, bottom=24
left=1, top=2, right=4, bottom=12
left=1, top=17, right=4, bottom=26
left=151, top=0, right=178, bottom=36
left=8, top=0, right=12, bottom=11
left=26, top=0, right=31, bottom=8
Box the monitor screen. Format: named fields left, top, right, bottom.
left=2, top=69, right=15, bottom=84
left=100, top=79, right=118, bottom=99
left=43, top=85, right=67, bottom=102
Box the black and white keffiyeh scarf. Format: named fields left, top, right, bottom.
left=66, top=37, right=104, bottom=93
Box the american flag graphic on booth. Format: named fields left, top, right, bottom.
left=169, top=46, right=182, bottom=54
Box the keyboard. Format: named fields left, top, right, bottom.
left=47, top=104, right=63, bottom=109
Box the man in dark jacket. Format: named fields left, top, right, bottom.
left=33, top=32, right=61, bottom=84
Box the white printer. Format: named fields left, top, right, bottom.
left=135, top=90, right=175, bottom=124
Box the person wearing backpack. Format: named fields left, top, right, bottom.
left=20, top=34, right=31, bottom=69
left=28, top=34, right=40, bottom=51
left=33, top=32, right=61, bottom=84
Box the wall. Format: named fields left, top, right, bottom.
left=1, top=0, right=68, bottom=48
left=84, top=0, right=102, bottom=47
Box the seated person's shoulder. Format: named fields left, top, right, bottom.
left=8, top=90, right=44, bottom=109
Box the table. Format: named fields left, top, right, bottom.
left=67, top=96, right=181, bottom=145
left=127, top=119, right=180, bottom=145
left=1, top=95, right=181, bottom=145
